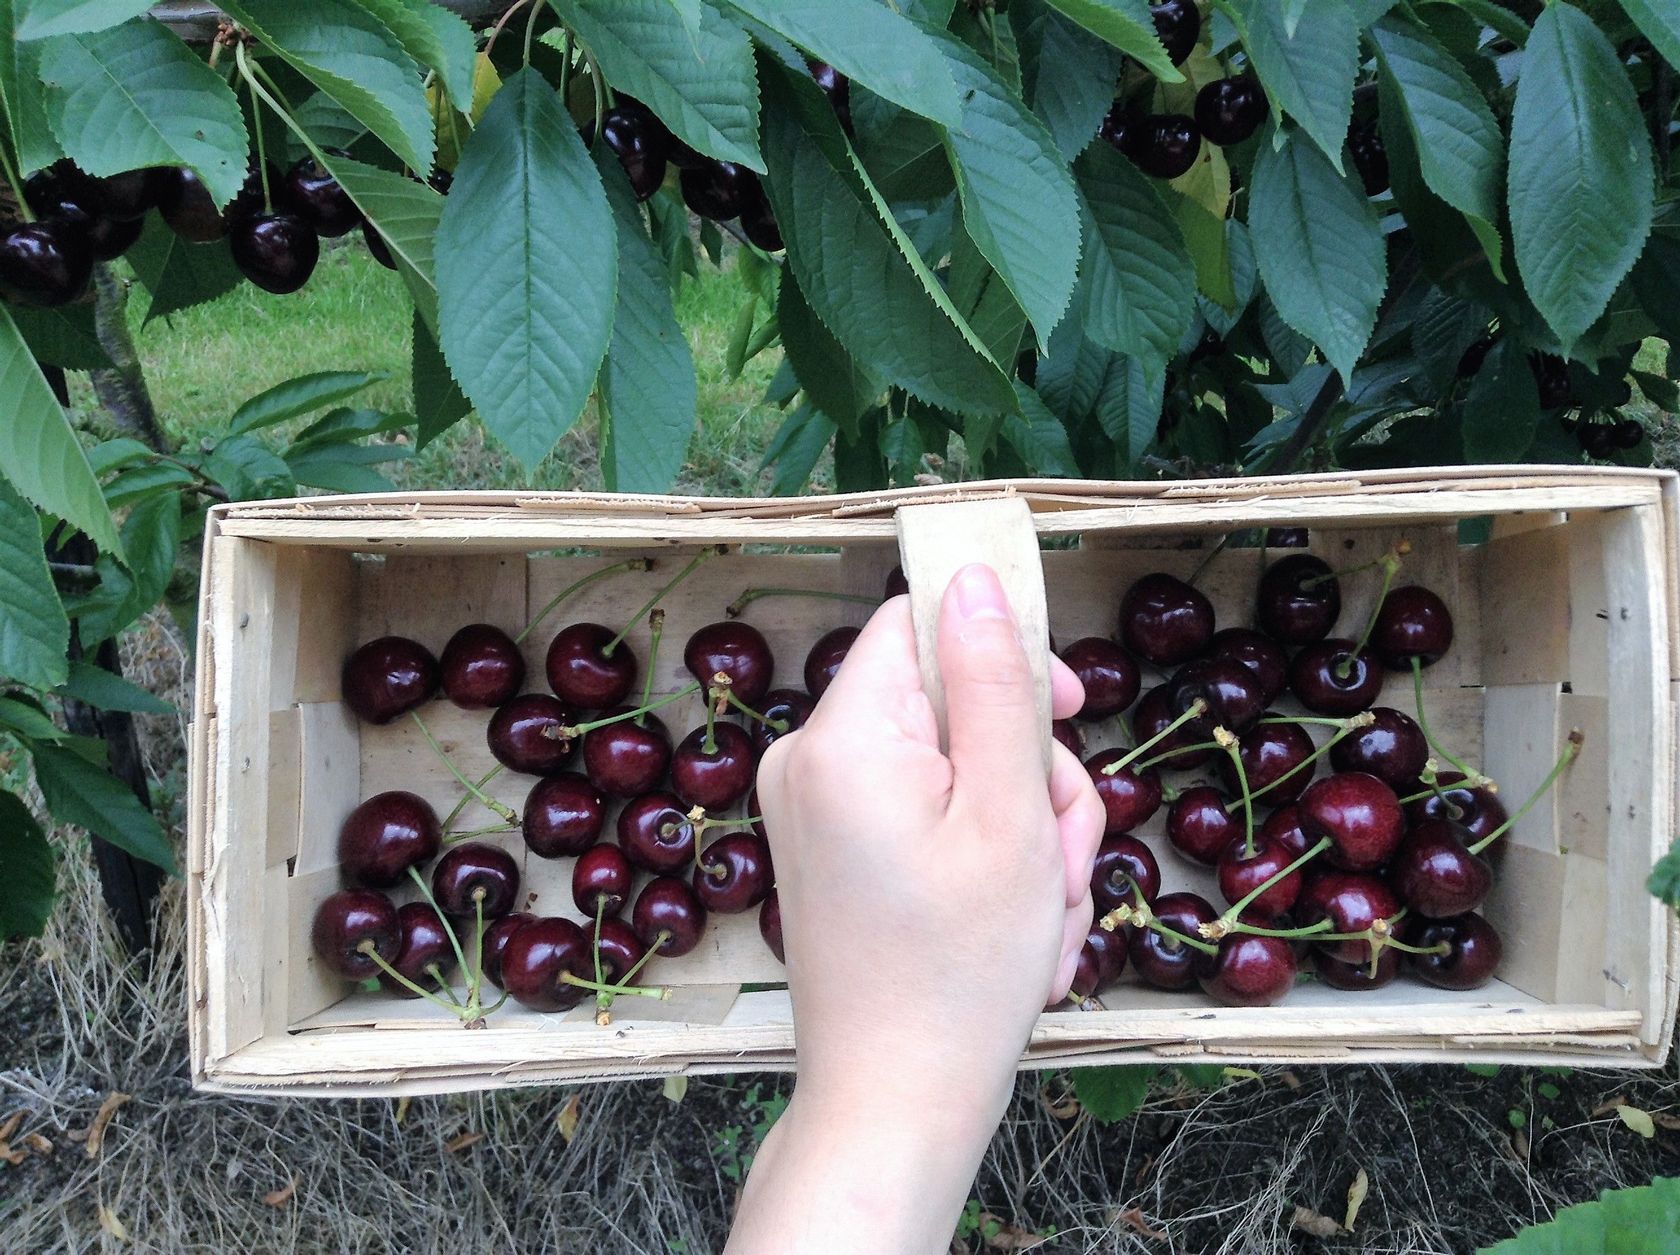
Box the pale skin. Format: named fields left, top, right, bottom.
left=725, top=563, right=1106, bottom=1255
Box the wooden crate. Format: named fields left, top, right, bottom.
left=188, top=467, right=1680, bottom=1095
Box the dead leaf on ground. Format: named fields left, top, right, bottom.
left=1133, top=1153, right=1156, bottom=1188
left=263, top=1177, right=297, bottom=1208
left=1509, top=1128, right=1530, bottom=1163
left=1039, top=1081, right=1080, bottom=1121
left=394, top=1096, right=410, bottom=1125
left=23, top=1132, right=53, bottom=1156
left=1344, top=1169, right=1370, bottom=1232
left=85, top=1093, right=132, bottom=1160
left=97, top=1205, right=130, bottom=1242
left=0, top=1143, right=24, bottom=1166
left=1290, top=1205, right=1345, bottom=1238
left=0, top=1112, right=22, bottom=1143
left=662, top=1075, right=688, bottom=1104
left=949, top=1239, right=973, bottom=1255
left=978, top=1213, right=1046, bottom=1250
left=556, top=1092, right=582, bottom=1144
left=1592, top=1096, right=1659, bottom=1138
left=1278, top=1071, right=1302, bottom=1090
left=1114, top=1206, right=1167, bottom=1241
left=444, top=1131, right=485, bottom=1154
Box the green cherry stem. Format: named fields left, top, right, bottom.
left=443, top=822, right=518, bottom=845
left=1258, top=715, right=1365, bottom=729
left=1221, top=714, right=1374, bottom=816
left=1103, top=902, right=1219, bottom=956
left=1334, top=547, right=1404, bottom=681
left=355, top=940, right=465, bottom=1016
left=1467, top=729, right=1584, bottom=857
left=1215, top=727, right=1256, bottom=856
left=560, top=971, right=671, bottom=1000
left=1135, top=740, right=1222, bottom=771
left=593, top=894, right=606, bottom=988
left=426, top=963, right=464, bottom=1008
left=521, top=0, right=547, bottom=64
left=1186, top=534, right=1234, bottom=588
left=443, top=765, right=506, bottom=831
left=601, top=546, right=723, bottom=659
left=407, top=865, right=475, bottom=984
left=517, top=556, right=653, bottom=646
left=1411, top=656, right=1489, bottom=786
left=636, top=609, right=665, bottom=729
left=411, top=712, right=519, bottom=824
left=1301, top=540, right=1411, bottom=591
left=712, top=680, right=786, bottom=732
left=1105, top=700, right=1208, bottom=775
left=701, top=675, right=720, bottom=755
left=1219, top=836, right=1332, bottom=924
left=548, top=682, right=703, bottom=740
left=468, top=894, right=486, bottom=1016
left=727, top=587, right=879, bottom=618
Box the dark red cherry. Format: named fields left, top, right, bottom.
left=282, top=155, right=360, bottom=237
left=1165, top=657, right=1266, bottom=737
left=1218, top=719, right=1314, bottom=805
left=1165, top=785, right=1242, bottom=866
left=1151, top=0, right=1201, bottom=65
left=431, top=842, right=520, bottom=918
left=229, top=213, right=320, bottom=294
left=1085, top=750, right=1165, bottom=836
left=1405, top=772, right=1509, bottom=861
left=1206, top=628, right=1288, bottom=706
left=500, top=916, right=591, bottom=1011
left=1298, top=870, right=1400, bottom=965
left=545, top=622, right=637, bottom=710
left=883, top=566, right=909, bottom=598
left=33, top=191, right=141, bottom=261
left=1090, top=833, right=1162, bottom=914
left=693, top=831, right=772, bottom=914
left=594, top=917, right=647, bottom=985
left=680, top=159, right=754, bottom=220
left=572, top=842, right=634, bottom=917
left=0, top=221, right=92, bottom=306
left=338, top=790, right=441, bottom=888
left=1256, top=554, right=1341, bottom=644
left=522, top=772, right=606, bottom=858
left=738, top=189, right=783, bottom=251
left=1259, top=803, right=1312, bottom=858
left=1371, top=586, right=1454, bottom=670
left=157, top=167, right=225, bottom=241
left=1196, top=932, right=1296, bottom=1006
left=1098, top=101, right=1136, bottom=154
left=1403, top=913, right=1502, bottom=990
left=363, top=221, right=397, bottom=269
left=378, top=902, right=455, bottom=997
left=1316, top=946, right=1400, bottom=991
left=1052, top=720, right=1085, bottom=758
left=599, top=102, right=668, bottom=201
left=1216, top=831, right=1304, bottom=915
left=1349, top=124, right=1389, bottom=197
left=342, top=636, right=439, bottom=724
left=759, top=891, right=785, bottom=963
left=1119, top=573, right=1213, bottom=665
left=97, top=169, right=162, bottom=221
left=439, top=623, right=526, bottom=709
left=810, top=60, right=853, bottom=132
left=1070, top=924, right=1127, bottom=1000
left=582, top=711, right=672, bottom=798
left=224, top=160, right=287, bottom=224
left=1298, top=771, right=1403, bottom=871
left=487, top=694, right=575, bottom=775
left=1267, top=527, right=1309, bottom=548
left=752, top=689, right=814, bottom=755
left=686, top=621, right=774, bottom=705
left=1329, top=706, right=1426, bottom=787
left=803, top=626, right=858, bottom=700
left=1194, top=77, right=1269, bottom=146
left=632, top=876, right=707, bottom=957
left=1128, top=114, right=1202, bottom=179
left=311, top=889, right=399, bottom=979
left=672, top=721, right=755, bottom=810
left=480, top=911, right=534, bottom=989
left=1390, top=818, right=1491, bottom=919
left=1127, top=892, right=1216, bottom=990
left=1059, top=637, right=1141, bottom=721
left=1133, top=684, right=1215, bottom=769
left=617, top=791, right=698, bottom=874
left=1288, top=639, right=1384, bottom=716
left=1530, top=352, right=1572, bottom=409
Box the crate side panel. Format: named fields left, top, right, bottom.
left=1480, top=523, right=1572, bottom=688
left=277, top=546, right=359, bottom=706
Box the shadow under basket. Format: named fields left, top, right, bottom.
left=188, top=467, right=1680, bottom=1096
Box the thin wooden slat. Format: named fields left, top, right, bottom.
left=1481, top=523, right=1572, bottom=687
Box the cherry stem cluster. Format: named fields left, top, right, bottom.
left=1301, top=540, right=1411, bottom=591
left=1334, top=547, right=1405, bottom=681
left=1410, top=656, right=1490, bottom=786
left=1105, top=699, right=1207, bottom=775
left=518, top=557, right=652, bottom=646
left=1215, top=727, right=1256, bottom=856
left=443, top=764, right=505, bottom=831
left=602, top=547, right=723, bottom=659
left=411, top=712, right=518, bottom=824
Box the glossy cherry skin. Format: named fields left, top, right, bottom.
left=1127, top=114, right=1201, bottom=180
left=0, top=221, right=92, bottom=306
left=500, top=916, right=592, bottom=1011
left=617, top=792, right=698, bottom=874
left=1406, top=773, right=1510, bottom=865
left=312, top=889, right=400, bottom=979
left=342, top=636, right=439, bottom=724
left=582, top=711, right=672, bottom=798
left=61, top=205, right=144, bottom=262
left=738, top=191, right=783, bottom=251
left=803, top=626, right=859, bottom=699
left=1070, top=925, right=1127, bottom=1000
left=522, top=771, right=606, bottom=858
left=1259, top=803, right=1312, bottom=858
left=229, top=213, right=320, bottom=294
left=1166, top=785, right=1242, bottom=866
left=488, top=694, right=575, bottom=775
left=95, top=169, right=161, bottom=221
left=546, top=623, right=637, bottom=710
left=479, top=912, right=534, bottom=989
left=1219, top=719, right=1315, bottom=806
left=1206, top=628, right=1289, bottom=706
left=157, top=167, right=225, bottom=241
left=1216, top=831, right=1305, bottom=915
left=281, top=156, right=360, bottom=236
left=1119, top=573, right=1214, bottom=666
left=632, top=876, right=708, bottom=957
left=680, top=160, right=754, bottom=220
left=810, top=60, right=853, bottom=132
left=1288, top=639, right=1384, bottom=716
left=439, top=623, right=526, bottom=709
left=1060, top=637, right=1141, bottom=721
left=1090, top=833, right=1162, bottom=914
left=572, top=842, right=634, bottom=917
left=1165, top=657, right=1265, bottom=737
left=379, top=902, right=455, bottom=997
left=1197, top=933, right=1297, bottom=1007
left=1129, top=892, right=1218, bottom=991
left=1052, top=720, right=1085, bottom=758
left=1151, top=0, right=1201, bottom=65
left=1298, top=871, right=1400, bottom=965
left=686, top=621, right=774, bottom=705
left=363, top=221, right=396, bottom=269
left=1257, top=554, right=1341, bottom=644
left=1404, top=913, right=1502, bottom=990
left=1330, top=706, right=1427, bottom=788
left=672, top=720, right=755, bottom=810
left=1390, top=818, right=1491, bottom=919
left=1298, top=771, right=1403, bottom=871
left=1317, top=947, right=1401, bottom=992
left=1133, top=684, right=1215, bottom=770
left=430, top=842, right=520, bottom=918
left=600, top=103, right=668, bottom=201
left=1086, top=750, right=1165, bottom=836
left=693, top=831, right=773, bottom=914
left=752, top=689, right=814, bottom=755
left=595, top=917, right=648, bottom=985
left=1194, top=77, right=1269, bottom=146
left=338, top=790, right=441, bottom=888
left=1371, top=585, right=1454, bottom=670
left=759, top=891, right=785, bottom=963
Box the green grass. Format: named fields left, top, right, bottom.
left=71, top=236, right=793, bottom=496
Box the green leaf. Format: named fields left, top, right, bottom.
left=0, top=306, right=123, bottom=559
left=9, top=303, right=110, bottom=370
left=15, top=0, right=151, bottom=39
left=1650, top=841, right=1680, bottom=912
left=1509, top=4, right=1654, bottom=353
left=1248, top=129, right=1386, bottom=381
left=1620, top=0, right=1680, bottom=72
left=1175, top=193, right=1234, bottom=309
left=73, top=492, right=181, bottom=644
left=0, top=474, right=69, bottom=690
left=435, top=68, right=616, bottom=468
left=103, top=464, right=194, bottom=510
left=1074, top=143, right=1196, bottom=366
left=285, top=446, right=400, bottom=493
left=0, top=695, right=65, bottom=742
left=1040, top=0, right=1179, bottom=81
left=1072, top=1064, right=1155, bottom=1123
left=38, top=18, right=248, bottom=206
left=412, top=311, right=470, bottom=448
left=31, top=740, right=175, bottom=873
left=1005, top=381, right=1081, bottom=476
left=219, top=0, right=434, bottom=174
left=552, top=0, right=763, bottom=170
left=1481, top=1176, right=1680, bottom=1254
left=0, top=791, right=53, bottom=939
left=1233, top=0, right=1358, bottom=167
left=355, top=0, right=476, bottom=115
left=727, top=0, right=964, bottom=127
left=288, top=406, right=411, bottom=450
left=229, top=370, right=388, bottom=435
left=1461, top=339, right=1539, bottom=462
left=778, top=266, right=879, bottom=435
left=0, top=4, right=61, bottom=175
left=58, top=660, right=172, bottom=715
left=200, top=434, right=297, bottom=500
left=318, top=154, right=443, bottom=326
left=126, top=215, right=243, bottom=323
left=1368, top=11, right=1505, bottom=278
left=762, top=403, right=836, bottom=495
left=1094, top=352, right=1163, bottom=474
left=938, top=36, right=1081, bottom=351
left=597, top=155, right=697, bottom=492
left=1013, top=1, right=1124, bottom=161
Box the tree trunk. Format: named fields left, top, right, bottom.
left=89, top=264, right=174, bottom=454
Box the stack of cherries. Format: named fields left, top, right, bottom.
left=1065, top=536, right=1580, bottom=1009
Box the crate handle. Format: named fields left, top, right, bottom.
left=894, top=495, right=1054, bottom=768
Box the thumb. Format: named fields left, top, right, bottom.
left=936, top=563, right=1047, bottom=806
